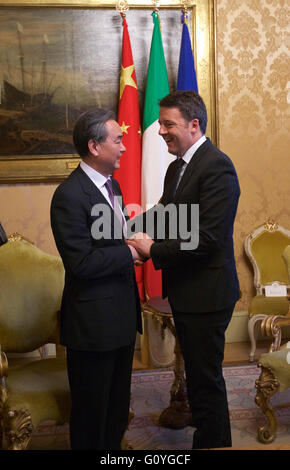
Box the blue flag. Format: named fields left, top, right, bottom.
left=177, top=19, right=198, bottom=92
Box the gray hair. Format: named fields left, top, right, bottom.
left=73, top=108, right=116, bottom=157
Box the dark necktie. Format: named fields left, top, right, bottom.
left=105, top=179, right=126, bottom=236
left=169, top=158, right=186, bottom=200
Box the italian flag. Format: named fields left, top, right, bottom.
left=141, top=11, right=175, bottom=298
left=114, top=14, right=144, bottom=301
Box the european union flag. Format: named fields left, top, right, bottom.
left=177, top=19, right=198, bottom=92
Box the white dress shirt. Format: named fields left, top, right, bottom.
left=80, top=160, right=113, bottom=206
left=177, top=135, right=207, bottom=184
left=80, top=160, right=127, bottom=232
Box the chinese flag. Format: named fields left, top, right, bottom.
left=114, top=15, right=145, bottom=301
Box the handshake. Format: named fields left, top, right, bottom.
left=126, top=233, right=154, bottom=266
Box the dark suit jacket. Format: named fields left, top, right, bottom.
left=150, top=138, right=240, bottom=313
left=50, top=165, right=142, bottom=352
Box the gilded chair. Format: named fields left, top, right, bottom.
left=255, top=244, right=290, bottom=444
left=245, top=221, right=290, bottom=361
left=0, top=234, right=69, bottom=450
left=0, top=234, right=134, bottom=450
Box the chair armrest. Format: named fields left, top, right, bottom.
left=261, top=309, right=290, bottom=353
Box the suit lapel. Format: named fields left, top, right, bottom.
left=75, top=165, right=107, bottom=204
left=174, top=138, right=212, bottom=199
left=74, top=165, right=124, bottom=242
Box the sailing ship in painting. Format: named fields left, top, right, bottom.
left=0, top=22, right=82, bottom=156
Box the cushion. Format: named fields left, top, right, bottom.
left=249, top=295, right=289, bottom=316
left=5, top=357, right=70, bottom=428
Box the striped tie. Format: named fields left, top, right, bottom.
left=105, top=179, right=126, bottom=237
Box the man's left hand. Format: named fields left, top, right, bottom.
left=126, top=233, right=154, bottom=258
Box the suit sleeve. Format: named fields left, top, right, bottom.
left=127, top=162, right=175, bottom=238
left=50, top=188, right=134, bottom=281
left=150, top=156, right=240, bottom=270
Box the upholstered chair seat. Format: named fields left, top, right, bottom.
left=249, top=295, right=289, bottom=316
left=5, top=358, right=70, bottom=431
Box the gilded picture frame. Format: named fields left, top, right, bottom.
left=0, top=0, right=217, bottom=183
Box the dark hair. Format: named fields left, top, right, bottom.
left=159, top=90, right=207, bottom=134
left=73, top=108, right=116, bottom=157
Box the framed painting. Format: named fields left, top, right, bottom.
left=0, top=0, right=217, bottom=183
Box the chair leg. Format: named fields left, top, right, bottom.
left=255, top=364, right=280, bottom=444
left=248, top=314, right=265, bottom=362
left=3, top=408, right=33, bottom=450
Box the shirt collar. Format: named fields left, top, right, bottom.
left=80, top=160, right=110, bottom=189
left=181, top=135, right=207, bottom=165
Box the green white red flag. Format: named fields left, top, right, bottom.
left=141, top=11, right=174, bottom=298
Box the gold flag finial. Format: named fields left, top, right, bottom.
left=180, top=0, right=191, bottom=14
left=152, top=0, right=160, bottom=12
left=116, top=0, right=129, bottom=15
left=180, top=0, right=190, bottom=12
left=180, top=0, right=191, bottom=25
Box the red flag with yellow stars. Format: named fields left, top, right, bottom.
left=114, top=14, right=144, bottom=301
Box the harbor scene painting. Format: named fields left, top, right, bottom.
left=0, top=7, right=184, bottom=159
left=0, top=8, right=124, bottom=157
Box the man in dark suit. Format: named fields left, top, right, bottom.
left=50, top=109, right=142, bottom=450
left=128, top=90, right=240, bottom=449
